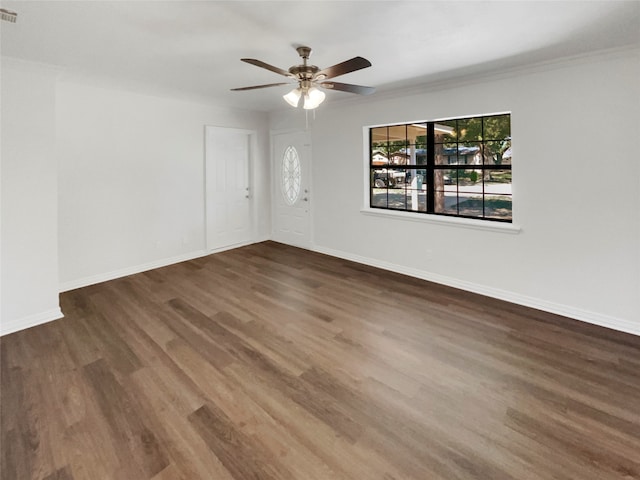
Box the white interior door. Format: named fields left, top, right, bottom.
left=205, top=126, right=252, bottom=251
left=272, top=131, right=311, bottom=248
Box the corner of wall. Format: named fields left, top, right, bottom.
left=0, top=308, right=64, bottom=337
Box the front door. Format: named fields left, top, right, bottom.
left=272, top=131, right=311, bottom=248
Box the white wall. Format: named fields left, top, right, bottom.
left=270, top=48, right=640, bottom=335
left=2, top=49, right=638, bottom=336
left=1, top=59, right=62, bottom=334
left=57, top=81, right=270, bottom=290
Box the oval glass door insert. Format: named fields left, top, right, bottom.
left=281, top=145, right=301, bottom=205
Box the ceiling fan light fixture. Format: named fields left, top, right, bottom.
left=283, top=88, right=302, bottom=107
left=303, top=87, right=326, bottom=110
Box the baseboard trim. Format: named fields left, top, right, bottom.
left=59, top=237, right=273, bottom=293
left=208, top=236, right=271, bottom=255
left=59, top=249, right=210, bottom=292
left=313, top=245, right=640, bottom=337
left=4, top=240, right=274, bottom=336
left=1, top=307, right=64, bottom=336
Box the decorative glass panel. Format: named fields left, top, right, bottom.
left=281, top=146, right=301, bottom=205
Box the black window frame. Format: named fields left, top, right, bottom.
left=369, top=113, right=512, bottom=223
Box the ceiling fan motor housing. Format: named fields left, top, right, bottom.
left=288, top=64, right=320, bottom=80
left=290, top=46, right=324, bottom=81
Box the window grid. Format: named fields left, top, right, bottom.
left=369, top=114, right=511, bottom=223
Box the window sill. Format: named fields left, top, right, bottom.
left=360, top=208, right=522, bottom=234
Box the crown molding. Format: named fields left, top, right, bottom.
left=324, top=44, right=640, bottom=111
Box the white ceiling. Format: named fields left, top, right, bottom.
left=1, top=1, right=639, bottom=112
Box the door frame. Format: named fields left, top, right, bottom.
left=270, top=128, right=314, bottom=249
left=204, top=125, right=258, bottom=252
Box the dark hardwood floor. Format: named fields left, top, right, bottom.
left=1, top=241, right=639, bottom=480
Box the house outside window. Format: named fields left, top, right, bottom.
left=369, top=113, right=512, bottom=222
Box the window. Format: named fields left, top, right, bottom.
left=370, top=113, right=511, bottom=222
left=282, top=145, right=301, bottom=205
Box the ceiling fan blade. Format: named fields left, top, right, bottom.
left=320, top=82, right=375, bottom=95
left=316, top=57, right=372, bottom=80
left=241, top=58, right=293, bottom=78
left=231, top=82, right=291, bottom=91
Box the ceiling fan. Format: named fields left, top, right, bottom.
left=231, top=46, right=375, bottom=109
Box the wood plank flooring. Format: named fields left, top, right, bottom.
left=1, top=241, right=639, bottom=480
